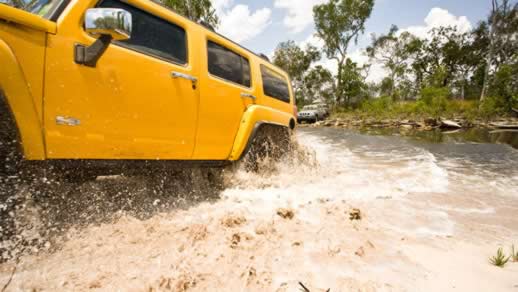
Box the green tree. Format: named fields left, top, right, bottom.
left=302, top=65, right=334, bottom=106
left=367, top=25, right=418, bottom=99
left=480, top=0, right=517, bottom=101
left=408, top=27, right=482, bottom=99
left=339, top=58, right=368, bottom=105
left=313, top=0, right=375, bottom=105
left=161, top=0, right=219, bottom=28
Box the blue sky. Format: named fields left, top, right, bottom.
left=215, top=0, right=493, bottom=55
left=212, top=0, right=500, bottom=81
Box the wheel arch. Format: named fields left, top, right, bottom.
left=229, top=105, right=295, bottom=161
left=0, top=39, right=46, bottom=160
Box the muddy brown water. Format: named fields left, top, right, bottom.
left=0, top=128, right=517, bottom=291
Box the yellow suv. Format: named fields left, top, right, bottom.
left=0, top=0, right=296, bottom=179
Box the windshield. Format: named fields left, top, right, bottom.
left=0, top=0, right=63, bottom=18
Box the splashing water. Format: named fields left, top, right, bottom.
left=1, top=128, right=517, bottom=291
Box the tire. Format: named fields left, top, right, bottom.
left=242, top=124, right=292, bottom=172
left=0, top=92, right=24, bottom=257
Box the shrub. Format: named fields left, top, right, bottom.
left=360, top=96, right=393, bottom=117
left=512, top=245, right=518, bottom=262
left=479, top=96, right=507, bottom=119
left=417, top=87, right=449, bottom=118
left=489, top=248, right=510, bottom=267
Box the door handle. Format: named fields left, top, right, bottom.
left=171, top=71, right=198, bottom=85
left=241, top=93, right=257, bottom=101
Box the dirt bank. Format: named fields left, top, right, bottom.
left=302, top=116, right=518, bottom=132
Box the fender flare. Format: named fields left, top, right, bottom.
left=0, top=39, right=46, bottom=160
left=229, top=105, right=295, bottom=161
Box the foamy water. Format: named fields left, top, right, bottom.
left=1, top=128, right=517, bottom=291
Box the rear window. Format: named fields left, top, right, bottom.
left=261, top=65, right=290, bottom=103
left=207, top=41, right=251, bottom=87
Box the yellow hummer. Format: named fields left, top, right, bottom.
left=0, top=0, right=296, bottom=180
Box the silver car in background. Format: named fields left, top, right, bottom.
left=297, top=105, right=325, bottom=123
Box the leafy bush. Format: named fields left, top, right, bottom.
left=479, top=96, right=508, bottom=119
left=417, top=87, right=449, bottom=117
left=360, top=96, right=393, bottom=117
left=488, top=64, right=517, bottom=112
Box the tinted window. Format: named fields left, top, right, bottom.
left=261, top=65, right=290, bottom=103
left=99, top=0, right=187, bottom=64
left=208, top=41, right=251, bottom=87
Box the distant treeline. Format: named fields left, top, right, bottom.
left=271, top=0, right=517, bottom=117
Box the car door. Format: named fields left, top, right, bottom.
left=44, top=0, right=199, bottom=160
left=193, top=37, right=255, bottom=159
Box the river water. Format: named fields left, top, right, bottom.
left=1, top=128, right=517, bottom=291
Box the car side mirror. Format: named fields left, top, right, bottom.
left=85, top=8, right=132, bottom=41
left=75, top=8, right=132, bottom=67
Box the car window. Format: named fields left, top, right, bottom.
left=261, top=65, right=290, bottom=103
left=207, top=41, right=251, bottom=87
left=0, top=0, right=65, bottom=18
left=99, top=0, right=187, bottom=65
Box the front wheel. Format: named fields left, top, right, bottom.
left=241, top=124, right=292, bottom=172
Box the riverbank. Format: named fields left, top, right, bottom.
left=301, top=115, right=518, bottom=132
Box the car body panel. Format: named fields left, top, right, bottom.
left=0, top=4, right=57, bottom=33
left=0, top=38, right=46, bottom=160
left=229, top=105, right=293, bottom=161
left=43, top=0, right=200, bottom=159
left=0, top=0, right=296, bottom=162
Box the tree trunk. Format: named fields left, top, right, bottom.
left=460, top=80, right=465, bottom=100
left=481, top=0, right=499, bottom=103
left=336, top=57, right=345, bottom=105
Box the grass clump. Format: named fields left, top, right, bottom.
left=489, top=248, right=510, bottom=267
left=512, top=245, right=518, bottom=262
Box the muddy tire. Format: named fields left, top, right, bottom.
left=242, top=124, right=292, bottom=172
left=0, top=93, right=25, bottom=259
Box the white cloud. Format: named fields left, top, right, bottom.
left=211, top=0, right=233, bottom=14
left=274, top=0, right=326, bottom=33
left=401, top=7, right=472, bottom=39
left=300, top=34, right=386, bottom=82
left=211, top=0, right=272, bottom=43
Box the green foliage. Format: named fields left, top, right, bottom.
left=303, top=65, right=334, bottom=105
left=344, top=96, right=479, bottom=120
left=313, top=0, right=375, bottom=104
left=512, top=245, right=518, bottom=262
left=360, top=96, right=393, bottom=116
left=367, top=26, right=419, bottom=99
left=339, top=58, right=368, bottom=104
left=161, top=0, right=219, bottom=28
left=488, top=64, right=518, bottom=111
left=489, top=248, right=510, bottom=267
left=479, top=96, right=508, bottom=118
left=417, top=87, right=449, bottom=118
